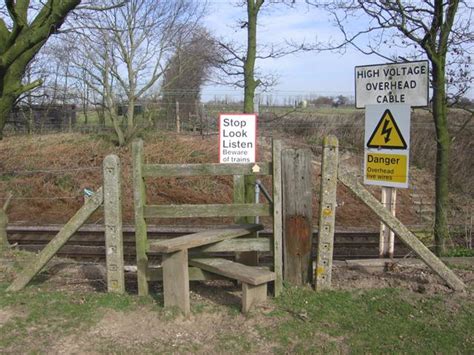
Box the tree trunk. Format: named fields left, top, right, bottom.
left=0, top=94, right=16, bottom=140
left=431, top=60, right=450, bottom=255
left=111, top=113, right=125, bottom=147
left=126, top=98, right=135, bottom=141
left=0, top=0, right=81, bottom=138
left=243, top=1, right=262, bottom=114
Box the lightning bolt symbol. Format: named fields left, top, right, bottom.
left=381, top=119, right=392, bottom=143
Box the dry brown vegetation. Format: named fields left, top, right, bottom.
left=0, top=109, right=471, bottom=240
left=0, top=131, right=412, bottom=229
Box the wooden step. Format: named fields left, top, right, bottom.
left=148, top=224, right=263, bottom=253
left=190, top=257, right=276, bottom=285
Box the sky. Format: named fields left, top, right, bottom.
left=201, top=1, right=473, bottom=103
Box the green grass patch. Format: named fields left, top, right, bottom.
left=265, top=287, right=473, bottom=354
left=443, top=247, right=474, bottom=257
left=0, top=279, right=472, bottom=353
left=0, top=283, right=156, bottom=352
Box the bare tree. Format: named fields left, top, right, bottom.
left=72, top=0, right=204, bottom=145
left=308, top=0, right=473, bottom=254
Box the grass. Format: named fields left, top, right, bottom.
left=0, top=282, right=158, bottom=352
left=443, top=247, right=474, bottom=257
left=265, top=287, right=474, bottom=354
left=0, top=279, right=472, bottom=353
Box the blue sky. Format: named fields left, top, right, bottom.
left=202, top=1, right=473, bottom=102
left=202, top=2, right=392, bottom=102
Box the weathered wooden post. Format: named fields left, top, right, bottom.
left=338, top=171, right=466, bottom=292
left=282, top=147, right=313, bottom=285
left=272, top=140, right=283, bottom=296
left=315, top=136, right=338, bottom=291
left=132, top=139, right=149, bottom=296
left=8, top=187, right=104, bottom=292
left=0, top=193, right=12, bottom=251
left=176, top=101, right=180, bottom=133
left=234, top=174, right=259, bottom=266
left=103, top=155, right=125, bottom=294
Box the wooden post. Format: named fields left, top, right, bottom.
left=200, top=103, right=204, bottom=138
left=7, top=187, right=104, bottom=291
left=380, top=187, right=397, bottom=258
left=162, top=250, right=190, bottom=315
left=176, top=101, right=180, bottom=133
left=242, top=283, right=266, bottom=313
left=103, top=155, right=125, bottom=294
left=233, top=175, right=246, bottom=222
left=272, top=140, right=283, bottom=296
left=315, top=136, right=338, bottom=291
left=282, top=148, right=313, bottom=285
left=194, top=99, right=199, bottom=133
left=0, top=193, right=12, bottom=251
left=234, top=174, right=258, bottom=266
left=338, top=171, right=466, bottom=291
left=132, top=139, right=149, bottom=296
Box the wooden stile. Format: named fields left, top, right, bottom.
left=242, top=283, right=267, bottom=313
left=147, top=266, right=226, bottom=282
left=190, top=258, right=275, bottom=285
left=235, top=174, right=259, bottom=266
left=143, top=203, right=272, bottom=219
left=8, top=188, right=104, bottom=292
left=163, top=249, right=190, bottom=313
left=196, top=237, right=270, bottom=253
left=233, top=174, right=246, bottom=222
left=103, top=155, right=125, bottom=294
left=144, top=162, right=272, bottom=177
left=338, top=171, right=465, bottom=292
left=315, top=136, right=339, bottom=291
left=272, top=140, right=284, bottom=296
left=282, top=148, right=313, bottom=286
left=148, top=224, right=263, bottom=253
left=132, top=140, right=149, bottom=296
left=131, top=138, right=285, bottom=314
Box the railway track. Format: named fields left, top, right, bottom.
left=6, top=224, right=412, bottom=261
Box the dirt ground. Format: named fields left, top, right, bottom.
left=1, top=253, right=473, bottom=354
left=12, top=255, right=470, bottom=295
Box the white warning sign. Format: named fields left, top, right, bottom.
left=355, top=61, right=429, bottom=108
left=219, top=114, right=257, bottom=163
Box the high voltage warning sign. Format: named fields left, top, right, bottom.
left=364, top=105, right=411, bottom=188
left=367, top=109, right=407, bottom=149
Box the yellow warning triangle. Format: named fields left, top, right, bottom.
left=367, top=109, right=407, bottom=149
